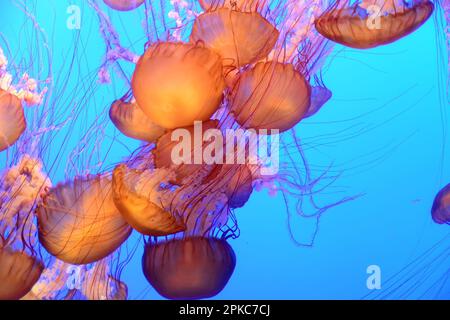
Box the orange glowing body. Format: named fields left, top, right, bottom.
left=132, top=42, right=225, bottom=129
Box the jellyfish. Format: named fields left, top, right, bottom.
left=202, top=164, right=254, bottom=209
left=0, top=248, right=44, bottom=300
left=0, top=89, right=26, bottom=152
left=315, top=0, right=435, bottom=49
left=112, top=164, right=186, bottom=236
left=198, top=0, right=268, bottom=12
left=103, top=0, right=145, bottom=11
left=81, top=259, right=128, bottom=300
left=230, top=61, right=311, bottom=132
left=190, top=7, right=279, bottom=68
left=142, top=237, right=236, bottom=300
left=152, top=120, right=220, bottom=185
left=131, top=42, right=225, bottom=129
left=37, top=175, right=132, bottom=264
left=109, top=99, right=166, bottom=143
left=431, top=183, right=450, bottom=224
left=304, top=84, right=333, bottom=118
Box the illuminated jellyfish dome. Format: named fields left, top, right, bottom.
left=0, top=0, right=448, bottom=301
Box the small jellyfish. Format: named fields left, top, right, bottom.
left=304, top=84, right=333, bottom=118
left=142, top=237, right=236, bottom=299
left=0, top=248, right=44, bottom=300
left=112, top=164, right=186, bottom=236
left=431, top=183, right=450, bottom=224
left=190, top=7, right=279, bottom=67
left=152, top=120, right=220, bottom=185
left=81, top=261, right=128, bottom=300
left=230, top=61, right=311, bottom=132
left=37, top=175, right=132, bottom=264
left=0, top=89, right=26, bottom=152
left=132, top=42, right=225, bottom=129
left=103, top=0, right=145, bottom=11
left=315, top=0, right=435, bottom=49
left=203, top=164, right=254, bottom=208
left=109, top=99, right=166, bottom=143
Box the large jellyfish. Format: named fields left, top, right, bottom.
left=112, top=164, right=186, bottom=236
left=142, top=237, right=236, bottom=300
left=190, top=7, right=279, bottom=67
left=131, top=42, right=225, bottom=129
left=315, top=0, right=435, bottom=49
left=37, top=175, right=132, bottom=264
left=230, top=61, right=311, bottom=132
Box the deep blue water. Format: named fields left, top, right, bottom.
left=0, top=0, right=449, bottom=299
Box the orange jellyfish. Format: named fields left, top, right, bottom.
left=190, top=7, right=279, bottom=67
left=152, top=120, right=220, bottom=185
left=431, top=183, right=450, bottom=224
left=142, top=237, right=236, bottom=299
left=203, top=164, right=254, bottom=208
left=131, top=42, right=225, bottom=129
left=0, top=89, right=26, bottom=152
left=109, top=99, right=166, bottom=143
left=0, top=248, right=44, bottom=300
left=103, top=0, right=145, bottom=11
left=81, top=260, right=128, bottom=300
left=37, top=175, right=132, bottom=265
left=315, top=0, right=434, bottom=49
left=112, top=164, right=186, bottom=236
left=198, top=0, right=267, bottom=12
left=230, top=61, right=311, bottom=132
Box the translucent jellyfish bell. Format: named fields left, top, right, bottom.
left=109, top=99, right=166, bottom=143
left=190, top=7, right=279, bottom=67
left=0, top=248, right=43, bottom=300
left=199, top=0, right=267, bottom=12
left=315, top=0, right=435, bottom=49
left=231, top=61, right=311, bottom=132
left=203, top=164, right=254, bottom=208
left=142, top=237, right=236, bottom=299
left=103, top=0, right=145, bottom=11
left=81, top=262, right=128, bottom=300
left=37, top=175, right=132, bottom=265
left=132, top=42, right=225, bottom=129
left=0, top=89, right=26, bottom=152
left=112, top=164, right=186, bottom=236
left=152, top=120, right=219, bottom=185
left=431, top=184, right=450, bottom=224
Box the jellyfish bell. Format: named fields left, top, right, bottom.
left=230, top=61, right=311, bottom=132
left=304, top=85, right=333, bottom=118
left=81, top=262, right=128, bottom=300
left=0, top=248, right=44, bottom=300
left=131, top=42, right=225, bottom=129
left=190, top=7, right=279, bottom=67
left=142, top=237, right=236, bottom=300
left=37, top=175, right=132, bottom=265
left=103, top=0, right=145, bottom=11
left=112, top=164, right=186, bottom=236
left=431, top=183, right=450, bottom=224
left=203, top=164, right=254, bottom=208
left=153, top=120, right=220, bottom=185
left=315, top=0, right=435, bottom=49
left=109, top=99, right=166, bottom=143
left=0, top=89, right=26, bottom=152
left=198, top=0, right=268, bottom=12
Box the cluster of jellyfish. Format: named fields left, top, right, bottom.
left=0, top=0, right=448, bottom=300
